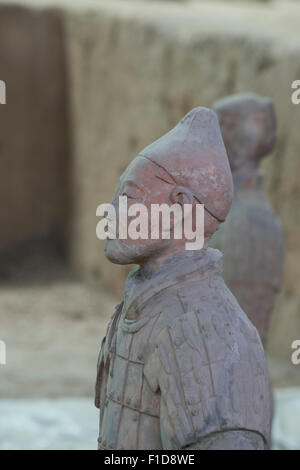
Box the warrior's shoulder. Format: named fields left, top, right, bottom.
left=150, top=279, right=262, bottom=360
left=144, top=304, right=271, bottom=446
left=145, top=302, right=264, bottom=386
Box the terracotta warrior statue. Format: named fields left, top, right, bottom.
left=211, top=94, right=284, bottom=345
left=95, top=107, right=272, bottom=450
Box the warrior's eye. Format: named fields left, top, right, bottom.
left=122, top=191, right=135, bottom=199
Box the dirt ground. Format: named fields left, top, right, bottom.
left=0, top=242, right=118, bottom=398
left=0, top=280, right=118, bottom=398
left=0, top=242, right=299, bottom=398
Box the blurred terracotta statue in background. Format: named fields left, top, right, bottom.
left=95, top=107, right=271, bottom=450
left=211, top=94, right=284, bottom=345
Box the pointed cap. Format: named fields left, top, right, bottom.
left=139, top=107, right=233, bottom=222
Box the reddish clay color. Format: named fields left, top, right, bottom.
left=95, top=107, right=271, bottom=450
left=211, top=94, right=284, bottom=344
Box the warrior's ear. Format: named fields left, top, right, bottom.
left=169, top=186, right=195, bottom=207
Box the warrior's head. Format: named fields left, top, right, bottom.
left=104, top=107, right=233, bottom=267
left=213, top=93, right=277, bottom=173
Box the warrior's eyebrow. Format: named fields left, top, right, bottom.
left=120, top=179, right=144, bottom=192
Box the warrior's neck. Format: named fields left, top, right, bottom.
left=233, top=170, right=265, bottom=191
left=140, top=243, right=209, bottom=279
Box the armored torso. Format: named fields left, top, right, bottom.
left=95, top=249, right=271, bottom=450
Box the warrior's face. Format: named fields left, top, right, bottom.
left=214, top=96, right=277, bottom=172
left=104, top=107, right=233, bottom=266
left=246, top=107, right=277, bottom=164
left=104, top=156, right=177, bottom=265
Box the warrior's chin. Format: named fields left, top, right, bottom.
left=104, top=240, right=135, bottom=265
